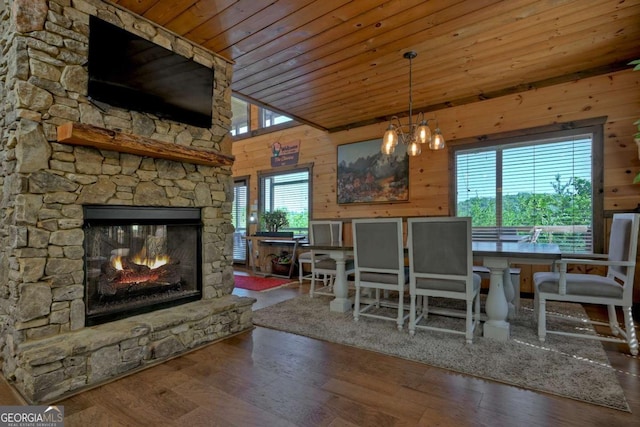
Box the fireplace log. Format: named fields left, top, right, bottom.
left=154, top=263, right=182, bottom=285
left=98, top=258, right=182, bottom=296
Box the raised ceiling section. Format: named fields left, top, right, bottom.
left=112, top=0, right=640, bottom=132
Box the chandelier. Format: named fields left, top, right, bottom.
left=381, top=51, right=445, bottom=157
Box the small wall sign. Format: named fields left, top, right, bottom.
left=271, top=140, right=300, bottom=167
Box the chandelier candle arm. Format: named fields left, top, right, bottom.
left=380, top=51, right=446, bottom=157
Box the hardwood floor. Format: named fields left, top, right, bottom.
left=2, top=270, right=639, bottom=426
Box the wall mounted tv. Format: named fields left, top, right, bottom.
left=88, top=16, right=214, bottom=128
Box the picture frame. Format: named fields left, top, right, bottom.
left=337, top=138, right=409, bottom=204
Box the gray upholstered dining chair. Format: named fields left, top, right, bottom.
left=352, top=218, right=409, bottom=330
left=534, top=213, right=640, bottom=355
left=302, top=221, right=353, bottom=298
left=408, top=216, right=482, bottom=343
left=298, top=220, right=331, bottom=284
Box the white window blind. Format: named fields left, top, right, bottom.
left=232, top=181, right=248, bottom=262
left=260, top=169, right=309, bottom=235
left=456, top=136, right=593, bottom=253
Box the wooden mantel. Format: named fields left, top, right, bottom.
left=57, top=122, right=234, bottom=167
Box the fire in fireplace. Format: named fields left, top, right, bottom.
left=83, top=206, right=202, bottom=325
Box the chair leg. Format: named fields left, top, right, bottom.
left=607, top=304, right=621, bottom=336
left=299, top=262, right=304, bottom=284
left=465, top=299, right=473, bottom=344
left=474, top=291, right=481, bottom=324
left=316, top=274, right=334, bottom=292
left=538, top=297, right=547, bottom=342
left=396, top=290, right=404, bottom=331
left=623, top=305, right=638, bottom=356
left=409, top=294, right=417, bottom=336
left=353, top=285, right=361, bottom=322
left=309, top=271, right=316, bottom=298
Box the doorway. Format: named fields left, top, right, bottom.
left=233, top=178, right=249, bottom=263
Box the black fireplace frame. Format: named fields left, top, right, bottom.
left=83, top=205, right=203, bottom=325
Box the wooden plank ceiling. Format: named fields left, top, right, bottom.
left=111, top=0, right=640, bottom=132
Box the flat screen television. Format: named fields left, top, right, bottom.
left=88, top=16, right=214, bottom=128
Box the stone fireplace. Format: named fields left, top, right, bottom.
left=0, top=0, right=254, bottom=404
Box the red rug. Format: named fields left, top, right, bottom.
left=233, top=274, right=294, bottom=291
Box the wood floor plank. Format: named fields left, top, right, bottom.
left=326, top=417, right=361, bottom=427
left=322, top=393, right=402, bottom=427
left=172, top=376, right=300, bottom=427
left=0, top=375, right=26, bottom=405
left=93, top=376, right=199, bottom=424
left=63, top=405, right=131, bottom=427
left=63, top=392, right=152, bottom=426
left=321, top=378, right=426, bottom=423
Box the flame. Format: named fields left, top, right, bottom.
left=111, top=254, right=170, bottom=270
left=113, top=256, right=124, bottom=270
left=132, top=254, right=170, bottom=269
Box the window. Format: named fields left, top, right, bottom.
left=453, top=120, right=603, bottom=253
left=231, top=95, right=295, bottom=139
left=259, top=167, right=310, bottom=235
left=260, top=107, right=293, bottom=128
left=231, top=97, right=249, bottom=136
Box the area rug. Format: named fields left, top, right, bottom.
left=233, top=274, right=294, bottom=291
left=253, top=295, right=630, bottom=412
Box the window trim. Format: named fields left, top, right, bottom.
left=257, top=163, right=314, bottom=234
left=448, top=117, right=605, bottom=253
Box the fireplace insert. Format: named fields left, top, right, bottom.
left=83, top=206, right=202, bottom=325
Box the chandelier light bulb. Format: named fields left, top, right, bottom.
left=429, top=128, right=446, bottom=150
left=407, top=140, right=422, bottom=157
left=382, top=125, right=399, bottom=154
left=416, top=120, right=431, bottom=144
left=381, top=137, right=396, bottom=155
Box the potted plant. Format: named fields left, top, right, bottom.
left=268, top=250, right=292, bottom=275
left=256, top=209, right=293, bottom=237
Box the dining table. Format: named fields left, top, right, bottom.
left=301, top=240, right=561, bottom=341
left=471, top=241, right=561, bottom=340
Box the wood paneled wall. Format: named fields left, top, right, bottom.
left=233, top=69, right=639, bottom=217
left=232, top=69, right=640, bottom=299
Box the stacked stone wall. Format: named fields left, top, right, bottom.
left=0, top=0, right=15, bottom=374
left=0, top=0, right=250, bottom=403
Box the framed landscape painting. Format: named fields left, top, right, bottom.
left=337, top=139, right=409, bottom=204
